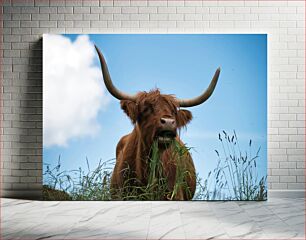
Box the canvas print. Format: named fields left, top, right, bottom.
left=43, top=34, right=267, bottom=201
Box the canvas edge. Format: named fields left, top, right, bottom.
left=1, top=190, right=305, bottom=200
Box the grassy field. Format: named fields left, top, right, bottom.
left=43, top=131, right=267, bottom=201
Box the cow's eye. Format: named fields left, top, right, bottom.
left=143, top=106, right=152, bottom=114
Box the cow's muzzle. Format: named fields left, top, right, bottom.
left=156, top=118, right=177, bottom=145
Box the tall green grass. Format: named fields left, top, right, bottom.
left=194, top=130, right=267, bottom=200
left=43, top=131, right=267, bottom=201
left=43, top=140, right=192, bottom=200
left=43, top=157, right=113, bottom=200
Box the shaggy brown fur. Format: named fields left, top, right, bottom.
left=111, top=90, right=196, bottom=200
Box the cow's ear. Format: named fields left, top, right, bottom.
left=120, top=100, right=138, bottom=124
left=177, top=109, right=193, bottom=128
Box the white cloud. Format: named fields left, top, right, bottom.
left=43, top=34, right=110, bottom=147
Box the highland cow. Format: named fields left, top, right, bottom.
left=95, top=46, right=220, bottom=200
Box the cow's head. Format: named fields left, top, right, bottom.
left=95, top=46, right=220, bottom=147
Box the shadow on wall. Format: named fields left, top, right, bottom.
left=3, top=38, right=43, bottom=200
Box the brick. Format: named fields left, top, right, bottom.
left=158, top=21, right=176, bottom=28
left=130, top=14, right=149, bottom=21
left=288, top=183, right=305, bottom=189
left=34, top=0, right=49, bottom=6
left=58, top=21, right=73, bottom=28
left=289, top=121, right=305, bottom=128
left=297, top=162, right=305, bottom=169
left=3, top=21, right=19, bottom=28
left=12, top=43, right=29, bottom=50
left=65, top=14, right=83, bottom=20
left=279, top=128, right=298, bottom=135
left=234, top=7, right=251, bottom=13
left=279, top=7, right=297, bottom=14
left=121, top=7, right=138, bottom=14
left=12, top=0, right=34, bottom=6
left=139, top=7, right=157, bottom=13
left=209, top=7, right=225, bottom=13
left=114, top=0, right=130, bottom=6
left=289, top=169, right=304, bottom=176
left=31, top=13, right=49, bottom=20
left=74, top=21, right=90, bottom=28
left=140, top=21, right=158, bottom=28
left=12, top=28, right=31, bottom=35
left=218, top=1, right=244, bottom=6
left=297, top=176, right=305, bottom=184
left=49, top=0, right=65, bottom=6
left=148, top=0, right=167, bottom=6
left=114, top=14, right=129, bottom=21
left=177, top=21, right=195, bottom=28
left=57, top=6, right=73, bottom=14
left=20, top=176, right=37, bottom=183
left=279, top=114, right=296, bottom=121
left=3, top=13, right=12, bottom=21
left=12, top=13, right=31, bottom=20
left=210, top=21, right=234, bottom=28
left=12, top=170, right=28, bottom=177
left=103, top=6, right=121, bottom=13
left=287, top=149, right=305, bottom=156
left=74, top=6, right=90, bottom=13
left=4, top=50, right=20, bottom=58
left=168, top=0, right=184, bottom=6
left=3, top=6, right=21, bottom=13
left=235, top=21, right=251, bottom=28
left=185, top=14, right=202, bottom=21
left=99, top=14, right=113, bottom=20
left=271, top=183, right=288, bottom=189
left=2, top=168, right=12, bottom=177
left=270, top=135, right=288, bottom=142
left=195, top=7, right=208, bottom=14
left=185, top=0, right=202, bottom=6
left=219, top=14, right=244, bottom=20
left=107, top=21, right=121, bottom=28
left=83, top=13, right=99, bottom=20
left=202, top=14, right=218, bottom=20
left=65, top=0, right=82, bottom=6
left=280, top=176, right=296, bottom=183
left=90, top=6, right=104, bottom=13
left=131, top=0, right=147, bottom=6
left=90, top=21, right=107, bottom=28
left=158, top=7, right=176, bottom=14
left=83, top=0, right=99, bottom=6
left=4, top=176, right=20, bottom=183
left=21, top=6, right=39, bottom=13
left=121, top=20, right=139, bottom=28
left=169, top=14, right=184, bottom=21
left=49, top=14, right=65, bottom=20
left=39, top=6, right=57, bottom=14
left=150, top=14, right=167, bottom=21
left=21, top=21, right=39, bottom=28
left=280, top=162, right=296, bottom=169
left=177, top=7, right=196, bottom=14
left=272, top=169, right=289, bottom=176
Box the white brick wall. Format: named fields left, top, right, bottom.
left=1, top=0, right=305, bottom=198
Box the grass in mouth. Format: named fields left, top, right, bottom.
left=43, top=140, right=191, bottom=200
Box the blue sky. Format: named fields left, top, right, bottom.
left=43, top=34, right=267, bottom=193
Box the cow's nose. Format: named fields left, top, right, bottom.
left=160, top=118, right=176, bottom=127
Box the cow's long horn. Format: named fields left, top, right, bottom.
left=178, top=68, right=221, bottom=107
left=95, top=45, right=136, bottom=101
